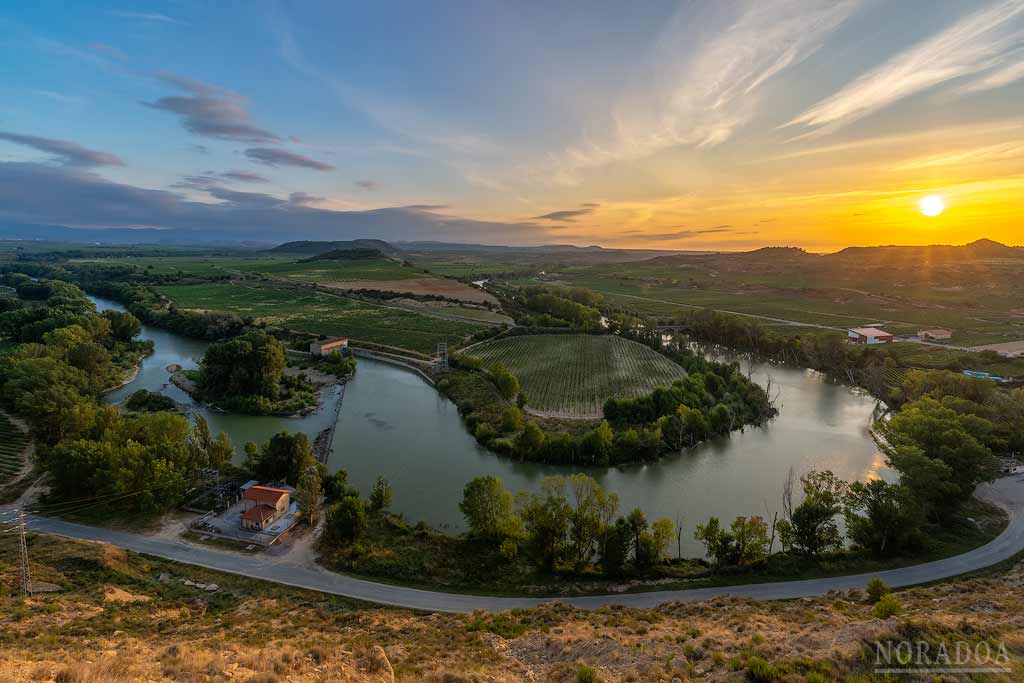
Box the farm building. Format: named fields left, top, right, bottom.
left=919, top=328, right=953, bottom=341
left=310, top=336, right=349, bottom=356
left=847, top=327, right=894, bottom=345
left=240, top=485, right=290, bottom=531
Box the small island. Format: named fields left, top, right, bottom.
left=171, top=330, right=355, bottom=416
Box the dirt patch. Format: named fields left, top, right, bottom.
left=322, top=278, right=497, bottom=304
left=103, top=585, right=151, bottom=603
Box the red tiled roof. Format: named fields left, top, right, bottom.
left=243, top=486, right=289, bottom=505
left=241, top=504, right=278, bottom=523
left=319, top=337, right=348, bottom=346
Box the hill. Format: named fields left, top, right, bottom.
left=826, top=238, right=1024, bottom=263
left=297, top=247, right=385, bottom=263
left=267, top=239, right=399, bottom=257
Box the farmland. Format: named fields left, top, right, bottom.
left=155, top=282, right=485, bottom=355
left=0, top=413, right=29, bottom=500
left=468, top=334, right=687, bottom=418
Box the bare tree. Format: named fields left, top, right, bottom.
left=782, top=466, right=795, bottom=522
left=674, top=511, right=684, bottom=560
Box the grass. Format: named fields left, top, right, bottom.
left=155, top=281, right=485, bottom=354
left=237, top=256, right=430, bottom=282
left=70, top=255, right=289, bottom=276
left=467, top=334, right=687, bottom=418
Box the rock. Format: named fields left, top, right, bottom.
left=158, top=572, right=172, bottom=583
left=205, top=583, right=219, bottom=592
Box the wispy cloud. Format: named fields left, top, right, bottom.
left=546, top=1, right=858, bottom=184
left=111, top=11, right=186, bottom=25
left=0, top=131, right=124, bottom=167
left=786, top=0, right=1024, bottom=135
left=891, top=141, right=1024, bottom=170
left=145, top=72, right=280, bottom=142
left=245, top=147, right=334, bottom=171
left=355, top=179, right=379, bottom=191
left=532, top=204, right=599, bottom=222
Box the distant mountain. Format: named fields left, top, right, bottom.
left=267, top=239, right=399, bottom=257
left=298, top=247, right=385, bottom=263
left=826, top=239, right=1023, bottom=263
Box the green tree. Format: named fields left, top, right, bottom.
left=516, top=422, right=546, bottom=458
left=208, top=431, right=235, bottom=471
left=844, top=479, right=923, bottom=557
left=296, top=465, right=324, bottom=526
left=782, top=470, right=847, bottom=557
left=103, top=310, right=142, bottom=342
left=517, top=477, right=572, bottom=571
left=626, top=507, right=648, bottom=561
left=369, top=475, right=393, bottom=513
left=580, top=420, right=614, bottom=466
left=500, top=406, right=523, bottom=433
left=694, top=517, right=735, bottom=568
left=326, top=495, right=367, bottom=543
left=600, top=518, right=632, bottom=576
left=198, top=331, right=286, bottom=402
left=489, top=362, right=520, bottom=400
left=460, top=476, right=520, bottom=541
left=255, top=431, right=315, bottom=485
left=730, top=516, right=770, bottom=565
left=566, top=474, right=619, bottom=570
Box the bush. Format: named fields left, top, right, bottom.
left=872, top=593, right=902, bottom=619
left=575, top=665, right=598, bottom=683
left=866, top=577, right=890, bottom=603
left=746, top=656, right=778, bottom=682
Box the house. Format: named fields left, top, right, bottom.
left=847, top=327, right=894, bottom=345
left=310, top=337, right=349, bottom=356
left=240, top=485, right=290, bottom=531
left=919, top=328, right=952, bottom=341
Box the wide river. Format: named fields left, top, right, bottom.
left=92, top=295, right=889, bottom=554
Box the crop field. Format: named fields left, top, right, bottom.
left=468, top=334, right=687, bottom=418
left=243, top=256, right=429, bottom=282
left=156, top=282, right=484, bottom=355
left=0, top=414, right=28, bottom=480
left=71, top=256, right=290, bottom=276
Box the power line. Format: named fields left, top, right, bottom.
left=17, top=511, right=31, bottom=597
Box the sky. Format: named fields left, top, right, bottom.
left=1, top=0, right=1022, bottom=250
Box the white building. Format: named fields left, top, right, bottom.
left=847, top=327, right=894, bottom=345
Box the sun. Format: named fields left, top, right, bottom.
left=919, top=194, right=945, bottom=217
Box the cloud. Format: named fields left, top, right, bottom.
left=245, top=147, right=334, bottom=171
left=786, top=1, right=1024, bottom=135
left=111, top=11, right=185, bottom=25
left=288, top=192, right=323, bottom=206
left=0, top=162, right=545, bottom=244
left=532, top=204, right=599, bottom=222
left=960, top=56, right=1024, bottom=93
left=220, top=170, right=269, bottom=183
left=145, top=72, right=280, bottom=142
left=0, top=131, right=125, bottom=167
left=355, top=179, right=379, bottom=191
left=891, top=141, right=1024, bottom=170
left=546, top=1, right=858, bottom=184
left=628, top=227, right=744, bottom=241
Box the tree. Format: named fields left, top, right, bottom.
left=649, top=518, right=675, bottom=564
left=296, top=465, right=324, bottom=526
left=198, top=331, right=286, bottom=402
left=694, top=517, right=735, bottom=568
left=500, top=407, right=523, bottom=433
left=369, top=475, right=393, bottom=513
left=626, top=507, right=648, bottom=560
left=600, top=518, right=632, bottom=576
left=886, top=445, right=958, bottom=522
left=460, top=476, right=519, bottom=541
left=326, top=495, right=367, bottom=543
left=517, top=477, right=572, bottom=571
left=208, top=431, right=235, bottom=471
left=255, top=431, right=316, bottom=485
left=104, top=310, right=141, bottom=342
left=516, top=422, right=546, bottom=458
left=489, top=362, right=520, bottom=400
left=566, top=474, right=619, bottom=569
left=782, top=470, right=847, bottom=557
left=844, top=479, right=923, bottom=557
left=730, top=516, right=770, bottom=565
left=187, top=414, right=216, bottom=467
left=580, top=420, right=614, bottom=466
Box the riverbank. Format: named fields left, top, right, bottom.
left=316, top=495, right=1008, bottom=598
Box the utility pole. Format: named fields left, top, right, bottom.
left=18, top=511, right=32, bottom=598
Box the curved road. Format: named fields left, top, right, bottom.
left=17, top=475, right=1024, bottom=613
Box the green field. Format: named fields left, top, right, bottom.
left=0, top=414, right=28, bottom=480
left=238, top=256, right=429, bottom=282
left=468, top=334, right=687, bottom=418
left=71, top=255, right=289, bottom=276
left=156, top=282, right=484, bottom=354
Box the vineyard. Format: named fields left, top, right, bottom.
left=468, top=334, right=687, bottom=418
left=0, top=413, right=28, bottom=481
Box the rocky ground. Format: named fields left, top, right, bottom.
left=1, top=535, right=1023, bottom=682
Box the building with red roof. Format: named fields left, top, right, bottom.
left=240, top=485, right=290, bottom=530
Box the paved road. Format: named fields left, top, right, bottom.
left=16, top=475, right=1024, bottom=613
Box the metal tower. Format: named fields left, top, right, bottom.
left=18, top=511, right=31, bottom=597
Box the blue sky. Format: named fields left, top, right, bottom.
left=1, top=1, right=1022, bottom=248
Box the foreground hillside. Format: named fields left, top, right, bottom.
left=2, top=535, right=1022, bottom=682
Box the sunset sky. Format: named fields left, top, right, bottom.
left=1, top=1, right=1022, bottom=250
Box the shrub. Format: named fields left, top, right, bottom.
left=575, top=664, right=598, bottom=683
left=872, top=593, right=902, bottom=619
left=746, top=656, right=778, bottom=682
left=866, top=577, right=890, bottom=603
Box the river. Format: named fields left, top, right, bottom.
left=91, top=294, right=889, bottom=554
